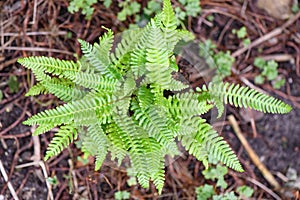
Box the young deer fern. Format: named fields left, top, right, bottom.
left=18, top=0, right=292, bottom=194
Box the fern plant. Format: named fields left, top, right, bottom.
left=18, top=0, right=292, bottom=194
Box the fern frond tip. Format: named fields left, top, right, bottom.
left=17, top=57, right=25, bottom=65
left=285, top=104, right=292, bottom=113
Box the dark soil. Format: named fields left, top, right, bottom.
left=1, top=0, right=300, bottom=199
left=253, top=106, right=300, bottom=173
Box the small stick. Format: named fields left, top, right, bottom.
left=39, top=161, right=54, bottom=200
left=229, top=171, right=281, bottom=200
left=228, top=115, right=281, bottom=190
left=232, top=11, right=300, bottom=58
left=0, top=31, right=67, bottom=37
left=30, top=0, right=37, bottom=25
left=259, top=54, right=294, bottom=62
left=31, top=126, right=41, bottom=166
left=0, top=160, right=19, bottom=200
left=249, top=109, right=258, bottom=138
left=15, top=161, right=54, bottom=200
left=2, top=46, right=73, bottom=55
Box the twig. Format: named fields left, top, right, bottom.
left=31, top=127, right=41, bottom=165
left=240, top=76, right=269, bottom=95
left=259, top=54, right=294, bottom=62
left=231, top=68, right=268, bottom=95
left=228, top=115, right=281, bottom=190
left=248, top=109, right=258, bottom=138
left=0, top=58, right=19, bottom=71
left=3, top=47, right=73, bottom=55
left=15, top=161, right=40, bottom=169
left=15, top=161, right=54, bottom=200
left=245, top=177, right=281, bottom=200
left=217, top=18, right=234, bottom=46
left=0, top=31, right=67, bottom=37
left=68, top=159, right=79, bottom=198
left=232, top=11, right=300, bottom=57
left=0, top=160, right=19, bottom=200
left=30, top=0, right=38, bottom=25
left=0, top=131, right=31, bottom=139
left=0, top=88, right=24, bottom=105
left=39, top=161, right=54, bottom=200
left=0, top=138, right=7, bottom=149
left=229, top=171, right=282, bottom=200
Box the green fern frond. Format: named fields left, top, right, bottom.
left=25, top=83, right=47, bottom=96
left=113, top=112, right=150, bottom=187
left=113, top=110, right=165, bottom=191
left=104, top=123, right=128, bottom=165
left=81, top=136, right=97, bottom=157
left=200, top=82, right=292, bottom=114
left=176, top=29, right=195, bottom=42
left=86, top=124, right=108, bottom=170
left=176, top=115, right=201, bottom=136
left=137, top=86, right=154, bottom=109
left=123, top=74, right=136, bottom=95
left=165, top=79, right=189, bottom=91
left=113, top=109, right=141, bottom=149
left=180, top=131, right=208, bottom=165
left=168, top=92, right=213, bottom=118
left=78, top=31, right=122, bottom=79
left=66, top=71, right=119, bottom=91
left=130, top=49, right=147, bottom=79
left=23, top=93, right=114, bottom=126
left=131, top=101, right=178, bottom=155
left=142, top=137, right=165, bottom=194
left=135, top=20, right=155, bottom=50
left=110, top=28, right=143, bottom=68
left=18, top=56, right=80, bottom=78
left=161, top=0, right=178, bottom=51
left=44, top=125, right=77, bottom=160
left=43, top=81, right=86, bottom=102
left=180, top=117, right=243, bottom=172
left=30, top=69, right=52, bottom=83
left=33, top=124, right=56, bottom=136
left=195, top=118, right=243, bottom=171
left=145, top=21, right=173, bottom=88
left=126, top=133, right=165, bottom=192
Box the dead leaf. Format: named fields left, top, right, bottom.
left=257, top=0, right=291, bottom=19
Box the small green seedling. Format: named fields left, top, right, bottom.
left=8, top=75, right=19, bottom=93
left=196, top=184, right=215, bottom=200
left=206, top=14, right=214, bottom=22
left=236, top=185, right=254, bottom=198
left=117, top=0, right=201, bottom=26
left=68, top=0, right=111, bottom=20
left=114, top=191, right=130, bottom=200
left=68, top=0, right=98, bottom=20
left=232, top=26, right=251, bottom=47
left=47, top=175, right=59, bottom=186
left=202, top=164, right=228, bottom=189
left=292, top=2, right=300, bottom=13
left=254, top=58, right=285, bottom=89
left=196, top=167, right=254, bottom=200
left=117, top=0, right=141, bottom=21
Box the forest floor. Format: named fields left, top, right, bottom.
left=0, top=0, right=300, bottom=199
